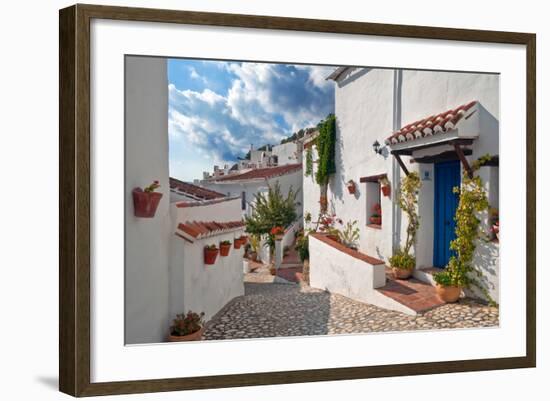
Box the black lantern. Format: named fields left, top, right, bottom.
left=373, top=140, right=382, bottom=154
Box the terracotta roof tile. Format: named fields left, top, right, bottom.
left=176, top=220, right=245, bottom=240
left=169, top=177, right=226, bottom=200
left=385, top=100, right=477, bottom=145
left=208, top=164, right=302, bottom=182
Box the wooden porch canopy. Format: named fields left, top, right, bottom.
left=391, top=138, right=475, bottom=178
left=384, top=101, right=480, bottom=178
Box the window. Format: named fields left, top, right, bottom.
left=360, top=174, right=386, bottom=229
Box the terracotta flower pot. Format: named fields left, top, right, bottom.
left=381, top=185, right=391, bottom=197
left=219, top=243, right=231, bottom=256
left=392, top=267, right=413, bottom=280
left=370, top=216, right=382, bottom=225
left=347, top=183, right=356, bottom=194
left=168, top=327, right=204, bottom=342
left=269, top=265, right=276, bottom=276
left=204, top=248, right=219, bottom=265
left=436, top=284, right=462, bottom=303
left=234, top=239, right=243, bottom=249
left=132, top=188, right=163, bottom=218
left=326, top=234, right=340, bottom=242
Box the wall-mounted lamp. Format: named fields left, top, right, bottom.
left=372, top=140, right=383, bottom=155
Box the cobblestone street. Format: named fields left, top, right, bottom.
left=203, top=266, right=499, bottom=340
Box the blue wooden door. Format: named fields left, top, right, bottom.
left=433, top=160, right=461, bottom=268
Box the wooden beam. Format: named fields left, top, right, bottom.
left=359, top=173, right=387, bottom=183
left=390, top=138, right=474, bottom=156
left=412, top=150, right=472, bottom=164
left=394, top=154, right=409, bottom=176
left=453, top=143, right=473, bottom=178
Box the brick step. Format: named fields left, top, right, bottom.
left=376, top=270, right=445, bottom=313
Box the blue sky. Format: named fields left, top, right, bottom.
left=168, top=59, right=335, bottom=181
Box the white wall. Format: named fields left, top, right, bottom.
left=272, top=142, right=299, bottom=165
left=309, top=235, right=415, bottom=315
left=169, top=231, right=245, bottom=323
left=124, top=56, right=172, bottom=345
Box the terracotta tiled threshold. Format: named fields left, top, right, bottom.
left=276, top=266, right=303, bottom=283
left=377, top=270, right=445, bottom=313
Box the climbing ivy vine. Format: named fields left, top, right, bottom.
left=315, top=114, right=336, bottom=186
left=305, top=147, right=313, bottom=177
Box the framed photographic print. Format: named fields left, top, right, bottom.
left=59, top=3, right=536, bottom=397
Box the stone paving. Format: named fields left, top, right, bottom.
left=203, top=265, right=499, bottom=340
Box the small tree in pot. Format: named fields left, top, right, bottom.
left=389, top=172, right=421, bottom=279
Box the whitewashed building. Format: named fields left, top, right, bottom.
left=306, top=67, right=499, bottom=311
left=124, top=56, right=245, bottom=344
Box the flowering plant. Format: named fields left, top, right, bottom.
left=371, top=203, right=382, bottom=217
left=143, top=180, right=160, bottom=193
left=170, top=311, right=205, bottom=337
left=270, top=226, right=285, bottom=236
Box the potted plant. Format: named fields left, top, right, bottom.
left=219, top=240, right=231, bottom=256
left=433, top=269, right=462, bottom=303
left=369, top=203, right=382, bottom=225
left=270, top=226, right=285, bottom=241
left=233, top=237, right=243, bottom=249
left=339, top=220, right=360, bottom=250
left=379, top=176, right=391, bottom=197
left=204, top=244, right=219, bottom=265
left=389, top=249, right=415, bottom=279
left=168, top=311, right=205, bottom=342
left=132, top=180, right=163, bottom=218
left=346, top=179, right=356, bottom=194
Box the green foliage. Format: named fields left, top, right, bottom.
left=244, top=182, right=298, bottom=236
left=295, top=229, right=314, bottom=262
left=170, top=311, right=205, bottom=336
left=245, top=182, right=297, bottom=257
left=315, top=114, right=336, bottom=186
left=305, top=147, right=313, bottom=177
left=397, top=172, right=422, bottom=255
left=249, top=234, right=261, bottom=253
left=204, top=244, right=218, bottom=250
left=220, top=240, right=231, bottom=246
left=389, top=249, right=416, bottom=270
left=339, top=220, right=360, bottom=249
left=433, top=154, right=496, bottom=306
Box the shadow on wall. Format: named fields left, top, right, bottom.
left=467, top=240, right=499, bottom=303
left=243, top=282, right=332, bottom=337
left=337, top=68, right=372, bottom=88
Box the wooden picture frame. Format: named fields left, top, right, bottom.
left=59, top=3, right=536, bottom=397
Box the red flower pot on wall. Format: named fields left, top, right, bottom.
left=219, top=242, right=231, bottom=257
left=234, top=238, right=243, bottom=249
left=381, top=185, right=391, bottom=197
left=132, top=188, right=163, bottom=218
left=346, top=180, right=356, bottom=194
left=204, top=247, right=219, bottom=265
left=370, top=216, right=382, bottom=225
